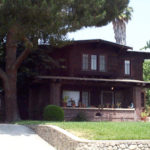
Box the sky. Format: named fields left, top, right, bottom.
left=67, top=0, right=150, bottom=51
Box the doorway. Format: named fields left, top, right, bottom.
left=101, top=91, right=114, bottom=107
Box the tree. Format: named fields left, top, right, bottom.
left=141, top=41, right=150, bottom=50
left=143, top=60, right=150, bottom=106
left=0, top=0, right=129, bottom=122
left=112, top=6, right=133, bottom=45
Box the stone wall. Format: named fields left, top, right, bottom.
left=28, top=125, right=150, bottom=150
left=63, top=107, right=135, bottom=121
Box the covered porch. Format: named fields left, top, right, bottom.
left=29, top=76, right=150, bottom=121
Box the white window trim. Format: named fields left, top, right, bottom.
left=91, top=55, right=97, bottom=70
left=124, top=60, right=130, bottom=75
left=99, top=55, right=106, bottom=72
left=82, top=54, right=89, bottom=70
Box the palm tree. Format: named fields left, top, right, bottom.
left=141, top=41, right=150, bottom=50
left=112, top=7, right=133, bottom=45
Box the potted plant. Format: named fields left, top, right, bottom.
left=116, top=102, right=121, bottom=108
left=78, top=101, right=82, bottom=107
left=111, top=104, right=114, bottom=108
left=71, top=99, right=76, bottom=107
left=141, top=111, right=148, bottom=122
left=62, top=96, right=68, bottom=107
left=106, top=103, right=110, bottom=108
left=146, top=106, right=150, bottom=121
left=98, top=104, right=104, bottom=110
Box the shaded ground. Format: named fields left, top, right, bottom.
left=0, top=124, right=56, bottom=150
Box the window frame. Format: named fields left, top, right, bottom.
left=124, top=59, right=131, bottom=75
left=82, top=54, right=89, bottom=71
left=99, top=55, right=106, bottom=72
left=82, top=91, right=90, bottom=107
left=91, top=54, right=97, bottom=70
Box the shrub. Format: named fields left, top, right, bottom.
left=73, top=111, right=88, bottom=121
left=43, top=105, right=64, bottom=121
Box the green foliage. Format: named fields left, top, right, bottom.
left=0, top=0, right=129, bottom=46
left=0, top=0, right=129, bottom=83
left=141, top=41, right=150, bottom=50
left=63, top=96, right=69, bottom=103
left=143, top=60, right=150, bottom=106
left=146, top=106, right=150, bottom=116
left=117, top=6, right=133, bottom=22
left=43, top=105, right=64, bottom=121
left=73, top=112, right=88, bottom=121
left=141, top=111, right=148, bottom=118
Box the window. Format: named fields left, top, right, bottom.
left=124, top=60, right=130, bottom=75
left=99, top=55, right=106, bottom=72
left=82, top=91, right=89, bottom=107
left=101, top=91, right=114, bottom=106
left=63, top=90, right=80, bottom=106
left=82, top=54, right=89, bottom=70
left=91, top=55, right=97, bottom=70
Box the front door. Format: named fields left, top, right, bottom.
left=101, top=91, right=114, bottom=107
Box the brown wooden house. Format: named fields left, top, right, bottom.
left=29, top=39, right=150, bottom=121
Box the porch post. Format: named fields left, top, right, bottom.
left=49, top=82, right=61, bottom=106
left=133, top=87, right=142, bottom=121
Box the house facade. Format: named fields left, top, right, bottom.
left=29, top=39, right=150, bottom=121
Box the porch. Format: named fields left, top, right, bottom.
left=29, top=76, right=150, bottom=121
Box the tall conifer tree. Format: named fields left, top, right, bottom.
left=0, top=0, right=129, bottom=122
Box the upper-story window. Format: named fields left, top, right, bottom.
left=91, top=55, right=97, bottom=70
left=124, top=60, right=130, bottom=75
left=82, top=54, right=89, bottom=70
left=99, top=55, right=106, bottom=72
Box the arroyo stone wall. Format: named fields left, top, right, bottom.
left=28, top=125, right=150, bottom=150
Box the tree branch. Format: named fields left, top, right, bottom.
left=13, top=37, right=33, bottom=70
left=13, top=48, right=31, bottom=70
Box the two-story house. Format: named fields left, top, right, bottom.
left=29, top=39, right=150, bottom=121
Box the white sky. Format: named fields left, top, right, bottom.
left=67, top=0, right=150, bottom=51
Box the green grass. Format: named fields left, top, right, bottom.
left=15, top=121, right=150, bottom=140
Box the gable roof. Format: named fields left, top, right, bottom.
left=70, top=39, right=133, bottom=50
left=39, top=39, right=133, bottom=51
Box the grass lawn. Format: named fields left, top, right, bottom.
left=16, top=121, right=150, bottom=140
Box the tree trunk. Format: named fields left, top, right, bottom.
left=0, top=27, right=31, bottom=122
left=4, top=70, right=20, bottom=122
left=112, top=19, right=126, bottom=45
left=4, top=27, right=20, bottom=122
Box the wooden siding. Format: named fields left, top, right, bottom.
left=37, top=40, right=150, bottom=81
left=46, top=42, right=145, bottom=81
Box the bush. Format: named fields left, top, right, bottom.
left=43, top=105, right=64, bottom=121
left=73, top=111, right=88, bottom=121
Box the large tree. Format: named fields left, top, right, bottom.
left=0, top=0, right=129, bottom=122
left=112, top=6, right=133, bottom=45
